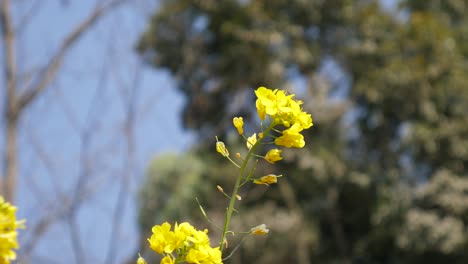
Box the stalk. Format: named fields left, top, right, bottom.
left=219, top=125, right=273, bottom=252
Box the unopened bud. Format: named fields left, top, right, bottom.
left=216, top=140, right=229, bottom=157
left=251, top=224, right=269, bottom=235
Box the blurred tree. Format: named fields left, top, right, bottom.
left=138, top=0, right=468, bottom=263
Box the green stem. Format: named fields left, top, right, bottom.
left=219, top=125, right=273, bottom=252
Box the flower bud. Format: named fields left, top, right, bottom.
left=253, top=174, right=280, bottom=185
left=216, top=141, right=229, bottom=157
left=233, top=117, right=244, bottom=135
left=250, top=224, right=269, bottom=235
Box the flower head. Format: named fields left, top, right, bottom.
left=254, top=86, right=313, bottom=147
left=253, top=174, right=280, bottom=185
left=264, top=149, right=282, bottom=164
left=233, top=117, right=244, bottom=135
left=250, top=224, right=269, bottom=235
left=0, top=196, right=25, bottom=264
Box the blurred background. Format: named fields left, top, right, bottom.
left=1, top=0, right=468, bottom=263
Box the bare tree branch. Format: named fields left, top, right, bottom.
left=16, top=0, right=125, bottom=112
left=1, top=0, right=125, bottom=203
left=1, top=0, right=19, bottom=202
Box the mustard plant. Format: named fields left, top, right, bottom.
left=139, top=86, right=313, bottom=264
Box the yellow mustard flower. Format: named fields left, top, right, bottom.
left=215, top=140, right=229, bottom=157
left=246, top=133, right=257, bottom=150
left=250, top=224, right=269, bottom=235
left=253, top=174, right=280, bottom=185
left=254, top=86, right=275, bottom=120
left=287, top=99, right=313, bottom=129
left=232, top=117, right=244, bottom=135
left=148, top=222, right=222, bottom=264
left=187, top=229, right=210, bottom=245
left=264, top=149, right=282, bottom=164
left=255, top=87, right=294, bottom=117
left=186, top=245, right=222, bottom=264
left=0, top=196, right=25, bottom=264
left=175, top=222, right=197, bottom=238
left=274, top=123, right=305, bottom=148
left=148, top=222, right=181, bottom=254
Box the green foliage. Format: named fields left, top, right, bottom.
left=137, top=0, right=468, bottom=263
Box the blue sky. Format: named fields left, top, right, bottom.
left=1, top=1, right=193, bottom=263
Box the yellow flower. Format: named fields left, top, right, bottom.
left=284, top=98, right=313, bottom=129
left=264, top=149, right=282, bottom=164
left=186, top=245, right=223, bottom=264
left=250, top=224, right=269, bottom=235
left=215, top=140, right=229, bottom=157
left=175, top=222, right=196, bottom=238
left=296, top=111, right=313, bottom=129
left=274, top=123, right=305, bottom=148
left=186, top=248, right=207, bottom=263
left=160, top=255, right=175, bottom=264
left=148, top=222, right=181, bottom=254
left=253, top=174, right=280, bottom=185
left=255, top=87, right=274, bottom=120
left=232, top=117, right=244, bottom=135
left=187, top=228, right=210, bottom=245
left=246, top=133, right=257, bottom=150
left=0, top=196, right=25, bottom=264
left=147, top=222, right=222, bottom=263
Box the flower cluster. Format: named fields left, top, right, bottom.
left=226, top=86, right=313, bottom=185
left=144, top=222, right=222, bottom=264
left=0, top=196, right=25, bottom=264
left=255, top=86, right=312, bottom=148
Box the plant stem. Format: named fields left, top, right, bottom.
left=219, top=125, right=273, bottom=252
